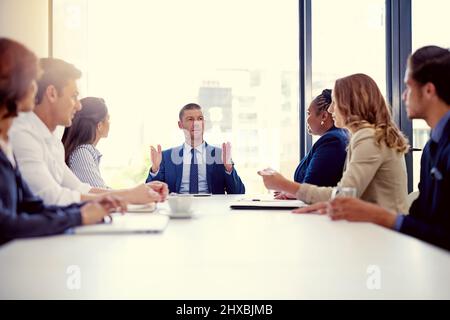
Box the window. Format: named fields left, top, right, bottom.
left=411, top=0, right=450, bottom=190
left=312, top=0, right=386, bottom=98
left=310, top=0, right=386, bottom=145
left=53, top=0, right=299, bottom=194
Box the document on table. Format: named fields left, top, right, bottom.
left=229, top=198, right=308, bottom=210
left=73, top=212, right=169, bottom=234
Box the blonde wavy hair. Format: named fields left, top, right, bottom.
left=333, top=73, right=409, bottom=154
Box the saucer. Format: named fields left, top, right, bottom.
left=168, top=211, right=194, bottom=219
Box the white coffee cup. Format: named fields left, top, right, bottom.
left=167, top=195, right=193, bottom=217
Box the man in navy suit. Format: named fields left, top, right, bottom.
left=145, top=103, right=245, bottom=194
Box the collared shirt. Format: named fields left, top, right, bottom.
left=9, top=112, right=92, bottom=206
left=179, top=142, right=209, bottom=194
left=68, top=144, right=108, bottom=189
left=150, top=142, right=210, bottom=193
left=431, top=110, right=450, bottom=143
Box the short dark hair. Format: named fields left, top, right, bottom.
left=311, top=89, right=332, bottom=115
left=35, top=58, right=82, bottom=104
left=0, top=38, right=39, bottom=118
left=409, top=45, right=450, bottom=105
left=179, top=103, right=202, bottom=120
left=62, top=97, right=108, bottom=164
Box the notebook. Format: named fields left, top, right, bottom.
left=73, top=212, right=169, bottom=235
left=230, top=198, right=308, bottom=210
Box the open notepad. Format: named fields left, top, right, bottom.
left=230, top=198, right=308, bottom=210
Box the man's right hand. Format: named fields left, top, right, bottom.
left=150, top=144, right=162, bottom=173
left=80, top=195, right=127, bottom=225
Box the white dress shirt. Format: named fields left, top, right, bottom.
left=9, top=112, right=92, bottom=205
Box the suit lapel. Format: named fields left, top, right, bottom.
left=175, top=145, right=184, bottom=192
left=205, top=142, right=213, bottom=192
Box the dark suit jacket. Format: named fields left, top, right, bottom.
left=294, top=126, right=349, bottom=186
left=145, top=142, right=245, bottom=194
left=0, top=150, right=82, bottom=245
left=400, top=119, right=450, bottom=250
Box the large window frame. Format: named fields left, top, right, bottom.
left=386, top=0, right=413, bottom=193
left=49, top=0, right=418, bottom=192
left=300, top=0, right=415, bottom=193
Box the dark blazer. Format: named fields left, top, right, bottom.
left=400, top=119, right=450, bottom=250
left=294, top=126, right=349, bottom=186
left=145, top=142, right=245, bottom=194
left=0, top=150, right=82, bottom=245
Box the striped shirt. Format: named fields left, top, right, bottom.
left=68, top=144, right=108, bottom=188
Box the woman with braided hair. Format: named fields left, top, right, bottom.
left=261, top=74, right=409, bottom=213
left=276, top=89, right=349, bottom=199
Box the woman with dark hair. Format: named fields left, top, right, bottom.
left=276, top=89, right=349, bottom=199
left=62, top=97, right=110, bottom=188
left=260, top=73, right=409, bottom=213
left=0, top=38, right=125, bottom=244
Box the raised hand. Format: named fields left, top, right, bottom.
left=222, top=142, right=233, bottom=173
left=150, top=144, right=162, bottom=173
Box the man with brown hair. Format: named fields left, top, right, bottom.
left=146, top=103, right=245, bottom=194
left=0, top=38, right=126, bottom=245
left=10, top=58, right=168, bottom=206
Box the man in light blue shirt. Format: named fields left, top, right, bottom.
left=178, top=142, right=209, bottom=193
left=146, top=103, right=245, bottom=194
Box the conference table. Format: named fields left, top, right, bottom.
left=0, top=195, right=449, bottom=299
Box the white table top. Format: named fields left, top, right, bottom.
left=1, top=195, right=449, bottom=299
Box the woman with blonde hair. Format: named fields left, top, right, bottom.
left=259, top=73, right=409, bottom=213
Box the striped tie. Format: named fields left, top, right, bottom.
left=189, top=148, right=198, bottom=194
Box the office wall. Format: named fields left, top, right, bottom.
left=0, top=0, right=49, bottom=57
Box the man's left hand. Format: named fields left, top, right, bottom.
left=222, top=142, right=233, bottom=173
